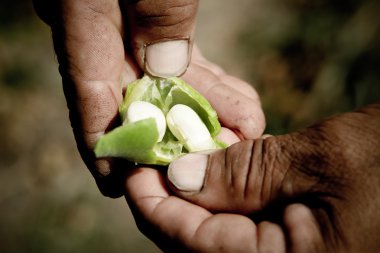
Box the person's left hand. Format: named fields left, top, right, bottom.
left=33, top=0, right=265, bottom=198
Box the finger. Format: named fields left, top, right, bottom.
left=168, top=139, right=271, bottom=213
left=122, top=0, right=199, bottom=78
left=190, top=46, right=260, bottom=101
left=257, top=221, right=286, bottom=253
left=125, top=167, right=258, bottom=252
left=167, top=132, right=329, bottom=213
left=38, top=0, right=140, bottom=197
left=284, top=204, right=326, bottom=253
left=182, top=48, right=265, bottom=139
left=218, top=127, right=241, bottom=146
left=58, top=0, right=123, bottom=183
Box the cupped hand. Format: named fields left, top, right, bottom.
left=33, top=0, right=265, bottom=197
left=167, top=103, right=380, bottom=252
left=125, top=165, right=323, bottom=253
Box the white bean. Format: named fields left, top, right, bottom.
left=166, top=104, right=215, bottom=152
left=126, top=101, right=166, bottom=142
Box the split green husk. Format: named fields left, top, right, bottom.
left=94, top=75, right=226, bottom=165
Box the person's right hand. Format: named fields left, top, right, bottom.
left=125, top=103, right=380, bottom=252
left=165, top=103, right=380, bottom=252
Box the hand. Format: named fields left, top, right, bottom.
left=126, top=168, right=324, bottom=252
left=33, top=0, right=265, bottom=197
left=163, top=103, right=380, bottom=252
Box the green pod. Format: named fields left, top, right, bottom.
left=95, top=75, right=226, bottom=165
left=94, top=118, right=159, bottom=164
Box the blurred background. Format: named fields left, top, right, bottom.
left=0, top=0, right=379, bottom=252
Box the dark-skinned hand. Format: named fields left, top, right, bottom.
left=32, top=0, right=265, bottom=198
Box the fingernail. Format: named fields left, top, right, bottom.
left=168, top=153, right=208, bottom=192
left=145, top=40, right=190, bottom=78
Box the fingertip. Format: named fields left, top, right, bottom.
left=257, top=221, right=286, bottom=252
left=239, top=107, right=266, bottom=139
left=217, top=127, right=241, bottom=146
left=285, top=204, right=314, bottom=223
left=125, top=0, right=198, bottom=77
left=284, top=204, right=325, bottom=252
left=167, top=153, right=209, bottom=193
left=262, top=134, right=273, bottom=139
left=204, top=84, right=266, bottom=140
left=144, top=39, right=191, bottom=78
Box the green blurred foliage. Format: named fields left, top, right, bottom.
left=237, top=0, right=380, bottom=134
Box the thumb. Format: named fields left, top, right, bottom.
left=167, top=130, right=338, bottom=214
left=123, top=0, right=198, bottom=78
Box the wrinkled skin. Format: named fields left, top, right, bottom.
left=32, top=0, right=264, bottom=197
left=165, top=103, right=380, bottom=252
left=33, top=0, right=380, bottom=252
left=127, top=103, right=380, bottom=252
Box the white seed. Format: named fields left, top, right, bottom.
left=126, top=101, right=166, bottom=142
left=166, top=104, right=215, bottom=152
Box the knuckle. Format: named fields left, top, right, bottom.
left=206, top=84, right=265, bottom=139
left=225, top=141, right=253, bottom=193
left=224, top=140, right=261, bottom=212
left=33, top=0, right=120, bottom=26
left=133, top=0, right=198, bottom=32
left=277, top=128, right=348, bottom=206
left=241, top=137, right=288, bottom=211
